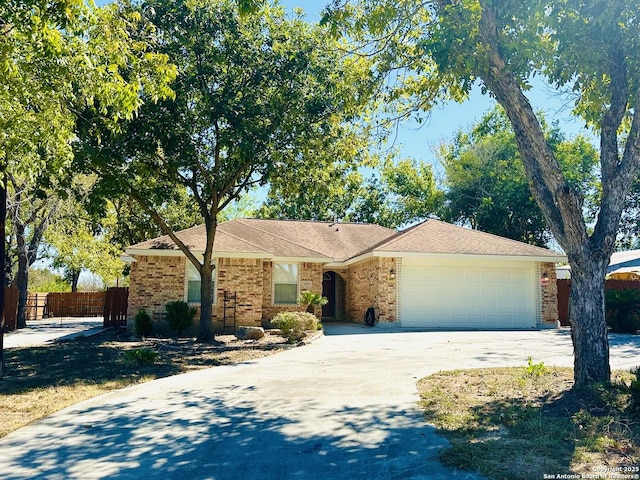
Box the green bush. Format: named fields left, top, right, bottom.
left=297, top=290, right=328, bottom=313
left=133, top=308, right=153, bottom=337
left=165, top=300, right=197, bottom=336
left=605, top=289, right=640, bottom=334
left=522, top=356, right=547, bottom=378
left=123, top=347, right=158, bottom=366
left=270, top=311, right=318, bottom=343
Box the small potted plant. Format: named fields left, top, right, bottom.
left=297, top=290, right=328, bottom=314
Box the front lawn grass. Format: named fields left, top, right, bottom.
left=0, top=330, right=288, bottom=438
left=418, top=363, right=640, bottom=479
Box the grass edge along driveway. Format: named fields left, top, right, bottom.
left=418, top=364, right=640, bottom=480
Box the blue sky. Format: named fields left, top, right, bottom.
left=279, top=1, right=592, bottom=169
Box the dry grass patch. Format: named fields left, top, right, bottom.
left=0, top=329, right=296, bottom=437
left=418, top=362, right=640, bottom=480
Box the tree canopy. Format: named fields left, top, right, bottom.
left=0, top=0, right=175, bottom=377
left=76, top=0, right=375, bottom=341
left=439, top=107, right=598, bottom=247
left=325, top=0, right=640, bottom=389
left=259, top=156, right=442, bottom=229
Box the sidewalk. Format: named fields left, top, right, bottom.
left=3, top=317, right=106, bottom=348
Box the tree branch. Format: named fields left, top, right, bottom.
left=128, top=191, right=203, bottom=271
left=477, top=3, right=587, bottom=253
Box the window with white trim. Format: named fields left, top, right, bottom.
left=273, top=263, right=298, bottom=304
left=186, top=262, right=214, bottom=304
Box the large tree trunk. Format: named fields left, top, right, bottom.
left=131, top=195, right=219, bottom=342
left=198, top=261, right=215, bottom=342
left=14, top=223, right=28, bottom=329
left=7, top=176, right=57, bottom=329
left=475, top=4, right=629, bottom=388
left=569, top=255, right=611, bottom=388
left=69, top=269, right=80, bottom=293
left=197, top=217, right=217, bottom=343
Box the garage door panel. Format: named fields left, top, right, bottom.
left=399, top=258, right=536, bottom=329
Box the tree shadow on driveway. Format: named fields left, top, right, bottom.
left=0, top=382, right=483, bottom=480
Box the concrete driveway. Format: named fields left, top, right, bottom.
left=3, top=317, right=105, bottom=348
left=2, top=325, right=640, bottom=480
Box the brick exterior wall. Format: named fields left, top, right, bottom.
left=127, top=255, right=186, bottom=334
left=539, top=261, right=559, bottom=328
left=214, top=258, right=264, bottom=328
left=128, top=253, right=558, bottom=334
left=347, top=257, right=398, bottom=324
left=128, top=255, right=326, bottom=334
left=377, top=257, right=397, bottom=323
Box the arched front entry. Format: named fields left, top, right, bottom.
left=322, top=270, right=347, bottom=321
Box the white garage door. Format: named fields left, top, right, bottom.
left=399, top=257, right=537, bottom=329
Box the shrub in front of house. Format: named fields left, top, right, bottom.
left=297, top=290, right=328, bottom=313
left=605, top=289, right=640, bottom=334
left=165, top=300, right=197, bottom=336
left=133, top=308, right=153, bottom=337
left=123, top=347, right=158, bottom=366
left=270, top=311, right=318, bottom=343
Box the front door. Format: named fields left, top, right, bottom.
left=322, top=271, right=336, bottom=318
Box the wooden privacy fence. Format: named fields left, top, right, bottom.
left=103, top=287, right=129, bottom=328
left=2, top=288, right=130, bottom=331
left=26, top=293, right=47, bottom=321
left=557, top=279, right=640, bottom=326
left=3, top=286, right=19, bottom=331
left=46, top=291, right=106, bottom=317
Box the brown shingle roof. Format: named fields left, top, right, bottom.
left=128, top=224, right=269, bottom=255
left=233, top=219, right=396, bottom=261
left=127, top=218, right=564, bottom=261
left=128, top=218, right=397, bottom=262
left=373, top=219, right=565, bottom=258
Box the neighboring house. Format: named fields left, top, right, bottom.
left=555, top=265, right=571, bottom=279
left=124, top=218, right=566, bottom=334
left=555, top=250, right=640, bottom=280
left=607, top=250, right=640, bottom=279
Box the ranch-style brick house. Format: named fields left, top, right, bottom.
left=124, top=218, right=566, bottom=334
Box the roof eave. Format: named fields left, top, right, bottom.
left=125, top=248, right=272, bottom=259
left=331, top=252, right=375, bottom=267
left=271, top=256, right=332, bottom=263
left=371, top=251, right=568, bottom=262
left=120, top=254, right=136, bottom=263
left=124, top=249, right=333, bottom=263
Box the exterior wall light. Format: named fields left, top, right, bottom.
left=540, top=271, right=550, bottom=286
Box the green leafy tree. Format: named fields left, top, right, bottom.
left=440, top=107, right=598, bottom=247
left=1, top=0, right=87, bottom=338
left=218, top=193, right=260, bottom=222
left=6, top=174, right=61, bottom=327
left=377, top=158, right=443, bottom=227
left=325, top=0, right=640, bottom=389
left=76, top=0, right=372, bottom=342
left=45, top=211, right=125, bottom=292
left=0, top=0, right=174, bottom=376
left=345, top=175, right=392, bottom=227
left=28, top=268, right=71, bottom=293
left=346, top=159, right=443, bottom=228
left=103, top=190, right=201, bottom=251
left=258, top=161, right=365, bottom=221
left=261, top=157, right=442, bottom=229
